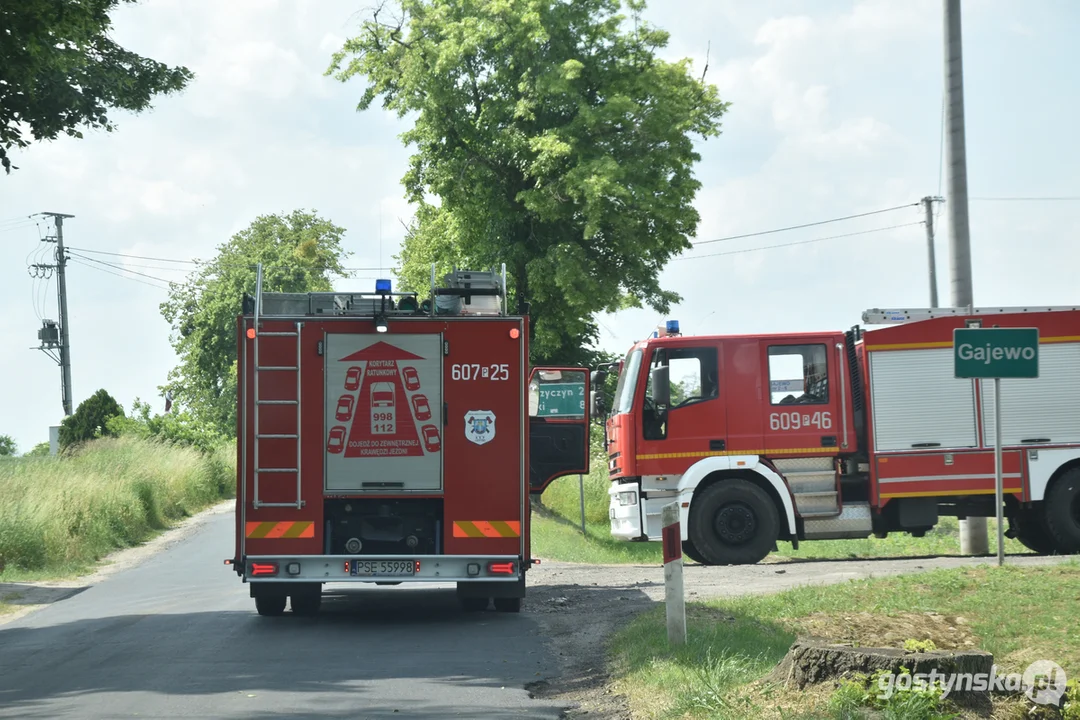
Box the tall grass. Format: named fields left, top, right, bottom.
left=0, top=436, right=234, bottom=577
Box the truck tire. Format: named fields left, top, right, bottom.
left=688, top=479, right=779, bottom=566
left=494, top=597, right=521, bottom=613
left=1010, top=509, right=1057, bottom=555
left=682, top=538, right=708, bottom=565
left=255, top=594, right=286, bottom=616
left=1044, top=468, right=1080, bottom=554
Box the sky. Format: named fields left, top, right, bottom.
left=2, top=0, right=1078, bottom=454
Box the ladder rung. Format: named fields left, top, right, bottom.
left=256, top=400, right=298, bottom=406
left=256, top=468, right=298, bottom=474
left=257, top=434, right=298, bottom=439
left=256, top=331, right=299, bottom=337
left=256, top=366, right=299, bottom=371
left=253, top=502, right=305, bottom=509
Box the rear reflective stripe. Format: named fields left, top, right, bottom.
left=246, top=521, right=314, bottom=539
left=452, top=520, right=521, bottom=538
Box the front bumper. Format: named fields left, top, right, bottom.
left=243, top=554, right=522, bottom=583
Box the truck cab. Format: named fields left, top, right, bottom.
left=602, top=321, right=864, bottom=565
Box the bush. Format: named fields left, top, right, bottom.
left=0, top=436, right=235, bottom=574
left=59, top=389, right=125, bottom=450
left=107, top=398, right=226, bottom=455
left=24, top=442, right=51, bottom=457
left=0, top=435, right=15, bottom=457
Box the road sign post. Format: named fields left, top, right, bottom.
left=954, top=327, right=1039, bottom=566
left=661, top=502, right=686, bottom=645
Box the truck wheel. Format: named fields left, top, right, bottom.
left=1044, top=468, right=1080, bottom=554
left=494, top=597, right=521, bottom=613
left=682, top=538, right=708, bottom=565
left=255, top=594, right=286, bottom=617
left=688, top=479, right=779, bottom=565
left=1010, top=510, right=1057, bottom=555
left=460, top=597, right=489, bottom=612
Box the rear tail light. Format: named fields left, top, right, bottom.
left=251, top=562, right=279, bottom=577
left=488, top=562, right=516, bottom=575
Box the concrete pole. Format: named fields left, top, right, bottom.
left=42, top=212, right=75, bottom=416
left=922, top=196, right=941, bottom=308
left=944, top=0, right=988, bottom=555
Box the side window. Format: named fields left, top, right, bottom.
left=768, top=344, right=828, bottom=405
left=644, top=346, right=720, bottom=409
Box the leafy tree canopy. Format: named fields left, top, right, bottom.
left=0, top=435, right=16, bottom=456
left=0, top=0, right=193, bottom=173
left=59, top=388, right=124, bottom=449
left=160, top=210, right=351, bottom=437
left=327, top=0, right=728, bottom=365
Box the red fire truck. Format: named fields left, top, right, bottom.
left=227, top=266, right=590, bottom=615
left=599, top=306, right=1080, bottom=565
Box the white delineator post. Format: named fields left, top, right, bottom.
left=662, top=502, right=686, bottom=645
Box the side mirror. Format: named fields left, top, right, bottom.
left=650, top=365, right=670, bottom=407
left=590, top=390, right=604, bottom=417
left=590, top=369, right=608, bottom=386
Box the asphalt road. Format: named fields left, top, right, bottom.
left=0, top=512, right=567, bottom=720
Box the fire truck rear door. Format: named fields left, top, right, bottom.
left=528, top=367, right=591, bottom=493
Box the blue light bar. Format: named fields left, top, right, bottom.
left=375, top=278, right=392, bottom=293
left=666, top=320, right=680, bottom=334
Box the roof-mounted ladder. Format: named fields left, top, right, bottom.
left=252, top=263, right=304, bottom=510
left=862, top=306, right=1080, bottom=325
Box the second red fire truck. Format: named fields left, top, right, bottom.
left=598, top=306, right=1080, bottom=565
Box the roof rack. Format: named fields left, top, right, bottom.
left=862, top=306, right=1080, bottom=325
left=249, top=262, right=509, bottom=318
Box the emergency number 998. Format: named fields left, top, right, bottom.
left=451, top=363, right=510, bottom=381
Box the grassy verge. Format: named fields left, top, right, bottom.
left=0, top=436, right=234, bottom=581
left=609, top=562, right=1080, bottom=719
left=536, top=463, right=1035, bottom=563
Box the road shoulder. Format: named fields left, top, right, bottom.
left=0, top=499, right=235, bottom=626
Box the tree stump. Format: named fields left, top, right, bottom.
left=767, top=638, right=995, bottom=704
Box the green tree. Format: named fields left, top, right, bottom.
left=327, top=0, right=727, bottom=365
left=24, top=441, right=52, bottom=457
left=59, top=388, right=124, bottom=449
left=0, top=435, right=16, bottom=456
left=160, top=210, right=351, bottom=437
left=0, top=0, right=194, bottom=173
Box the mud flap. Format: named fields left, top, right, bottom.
left=456, top=576, right=525, bottom=599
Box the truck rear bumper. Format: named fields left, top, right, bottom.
left=243, top=554, right=522, bottom=584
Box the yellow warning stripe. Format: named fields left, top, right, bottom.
left=246, top=521, right=314, bottom=539
left=453, top=520, right=521, bottom=538
left=880, top=488, right=1021, bottom=499
left=866, top=335, right=1080, bottom=352
left=636, top=448, right=837, bottom=461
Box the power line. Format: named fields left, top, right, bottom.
left=674, top=221, right=924, bottom=261
left=66, top=245, right=396, bottom=273
left=67, top=252, right=178, bottom=285
left=67, top=246, right=200, bottom=264
left=68, top=258, right=172, bottom=291
left=690, top=202, right=920, bottom=247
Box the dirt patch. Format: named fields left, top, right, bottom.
left=793, top=610, right=980, bottom=651
left=0, top=499, right=234, bottom=627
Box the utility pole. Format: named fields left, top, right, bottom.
left=944, top=0, right=987, bottom=555
left=31, top=212, right=75, bottom=416
left=922, top=196, right=943, bottom=308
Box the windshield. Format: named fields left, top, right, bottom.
left=611, top=349, right=643, bottom=415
